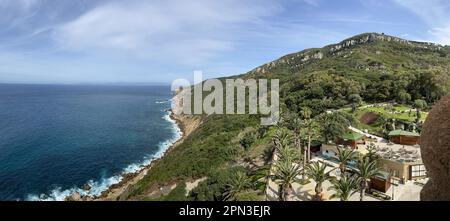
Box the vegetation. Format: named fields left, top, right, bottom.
left=355, top=157, right=382, bottom=201
left=306, top=162, right=334, bottom=201
left=316, top=112, right=355, bottom=143
left=148, top=182, right=187, bottom=201
left=336, top=147, right=357, bottom=175
left=223, top=171, right=252, bottom=201
left=413, top=99, right=427, bottom=123
left=240, top=132, right=256, bottom=150
left=273, top=157, right=302, bottom=201
left=348, top=94, right=363, bottom=112
left=272, top=129, right=302, bottom=201
left=329, top=175, right=359, bottom=201
left=125, top=33, right=450, bottom=201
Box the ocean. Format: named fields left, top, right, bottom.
left=0, top=84, right=181, bottom=201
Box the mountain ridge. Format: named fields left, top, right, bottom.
left=247, top=32, right=447, bottom=76
left=124, top=32, right=450, bottom=201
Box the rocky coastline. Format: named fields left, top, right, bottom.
left=65, top=102, right=189, bottom=201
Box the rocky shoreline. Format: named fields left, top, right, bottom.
left=65, top=108, right=188, bottom=201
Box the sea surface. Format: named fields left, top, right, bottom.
left=0, top=84, right=181, bottom=201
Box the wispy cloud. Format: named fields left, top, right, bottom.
left=53, top=0, right=282, bottom=65
left=394, top=0, right=450, bottom=45
left=2, top=0, right=439, bottom=84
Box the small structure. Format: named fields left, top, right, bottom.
left=370, top=171, right=392, bottom=193
left=336, top=131, right=365, bottom=149
left=388, top=130, right=420, bottom=145
left=309, top=140, right=322, bottom=153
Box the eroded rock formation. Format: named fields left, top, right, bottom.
left=421, top=93, right=450, bottom=201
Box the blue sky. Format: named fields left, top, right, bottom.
left=0, top=0, right=449, bottom=84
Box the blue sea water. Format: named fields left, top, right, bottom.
left=0, top=84, right=181, bottom=201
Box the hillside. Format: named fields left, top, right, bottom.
left=123, top=33, right=450, bottom=201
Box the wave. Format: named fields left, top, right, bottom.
left=155, top=99, right=171, bottom=104
left=26, top=106, right=182, bottom=201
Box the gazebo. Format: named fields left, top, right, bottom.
left=388, top=130, right=420, bottom=145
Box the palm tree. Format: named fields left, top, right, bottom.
left=291, top=117, right=303, bottom=160
left=336, top=147, right=357, bottom=176
left=301, top=107, right=313, bottom=162
left=223, top=171, right=251, bottom=201
left=273, top=129, right=298, bottom=162
left=273, top=129, right=291, bottom=148
left=355, top=157, right=382, bottom=201
left=273, top=158, right=302, bottom=201
left=329, top=175, right=359, bottom=201
left=276, top=142, right=299, bottom=163
left=306, top=161, right=334, bottom=201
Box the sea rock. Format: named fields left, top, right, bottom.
left=81, top=195, right=93, bottom=201
left=420, top=93, right=450, bottom=201
left=65, top=192, right=82, bottom=201
left=83, top=184, right=92, bottom=192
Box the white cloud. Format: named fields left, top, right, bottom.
left=429, top=27, right=450, bottom=45
left=53, top=0, right=282, bottom=65
left=394, top=0, right=450, bottom=45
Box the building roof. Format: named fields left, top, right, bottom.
left=375, top=171, right=391, bottom=180
left=388, top=130, right=420, bottom=137
left=341, top=131, right=364, bottom=141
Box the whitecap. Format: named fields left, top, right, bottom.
left=26, top=100, right=182, bottom=201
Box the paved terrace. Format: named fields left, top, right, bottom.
left=266, top=127, right=424, bottom=201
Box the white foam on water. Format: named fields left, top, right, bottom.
left=26, top=104, right=182, bottom=201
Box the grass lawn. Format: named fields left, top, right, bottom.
left=360, top=105, right=428, bottom=122
left=339, top=103, right=428, bottom=137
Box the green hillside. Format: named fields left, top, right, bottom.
left=124, top=33, right=450, bottom=201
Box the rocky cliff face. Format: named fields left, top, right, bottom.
left=249, top=32, right=445, bottom=75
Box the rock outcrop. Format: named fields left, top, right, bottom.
left=65, top=192, right=82, bottom=201
left=83, top=183, right=92, bottom=192
left=420, top=93, right=450, bottom=201
left=249, top=32, right=444, bottom=76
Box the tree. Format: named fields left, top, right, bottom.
left=273, top=158, right=302, bottom=201
left=336, top=147, right=357, bottom=176
left=413, top=99, right=427, bottom=123
left=291, top=117, right=303, bottom=161
left=223, top=171, right=251, bottom=201
left=306, top=162, right=334, bottom=201
left=272, top=129, right=291, bottom=148
left=276, top=142, right=299, bottom=163
left=301, top=107, right=313, bottom=163
left=329, top=175, right=359, bottom=201
left=240, top=132, right=255, bottom=150
left=257, top=126, right=269, bottom=139
left=397, top=90, right=411, bottom=104
left=355, top=157, right=382, bottom=201
left=317, top=112, right=354, bottom=144
left=365, top=142, right=380, bottom=162
left=348, top=93, right=363, bottom=112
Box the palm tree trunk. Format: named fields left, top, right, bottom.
left=284, top=184, right=292, bottom=201
left=360, top=181, right=366, bottom=201
left=307, top=134, right=311, bottom=162
left=278, top=184, right=284, bottom=201
left=315, top=183, right=323, bottom=201
left=340, top=163, right=345, bottom=177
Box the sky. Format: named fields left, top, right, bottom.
left=0, top=0, right=449, bottom=84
